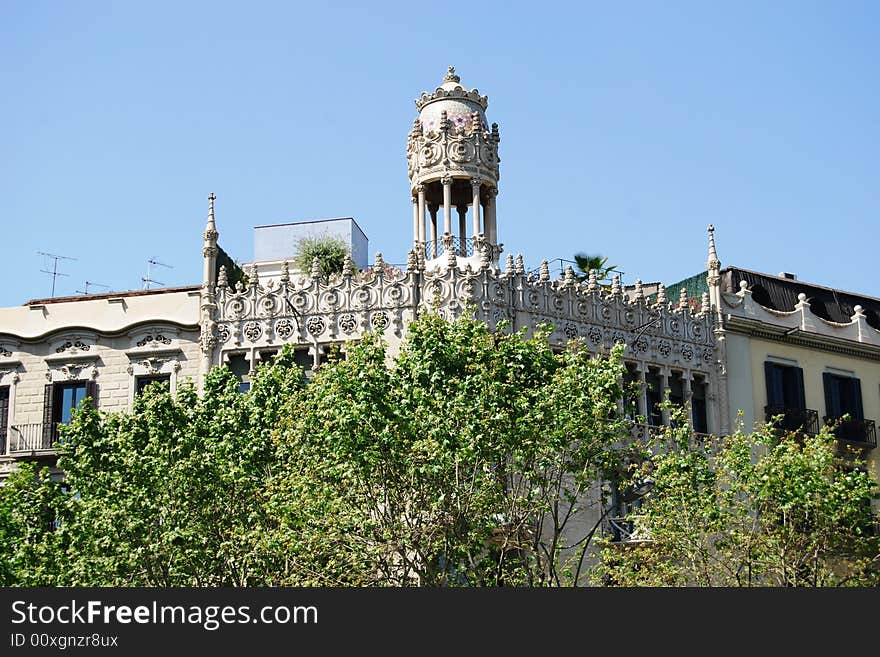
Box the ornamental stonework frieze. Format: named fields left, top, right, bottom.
left=46, top=362, right=99, bottom=382
left=55, top=339, right=91, bottom=354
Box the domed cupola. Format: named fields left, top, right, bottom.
left=407, top=67, right=501, bottom=269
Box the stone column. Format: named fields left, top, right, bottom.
left=457, top=206, right=468, bottom=255
left=471, top=178, right=482, bottom=237
left=442, top=175, right=452, bottom=236
left=412, top=195, right=419, bottom=247
left=683, top=372, right=693, bottom=428
left=637, top=366, right=648, bottom=419
left=660, top=368, right=671, bottom=427
left=429, top=204, right=438, bottom=258
left=417, top=185, right=426, bottom=246
left=485, top=187, right=498, bottom=246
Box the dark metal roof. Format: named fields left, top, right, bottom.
left=720, top=267, right=880, bottom=330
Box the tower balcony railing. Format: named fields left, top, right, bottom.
left=7, top=423, right=59, bottom=454
left=822, top=417, right=877, bottom=449
left=423, top=236, right=474, bottom=260
left=764, top=406, right=820, bottom=435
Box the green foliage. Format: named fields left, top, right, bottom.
left=594, top=410, right=880, bottom=587
left=0, top=461, right=68, bottom=586
left=293, top=235, right=352, bottom=277
left=0, top=313, right=631, bottom=586
left=573, top=253, right=616, bottom=283
left=269, top=314, right=630, bottom=585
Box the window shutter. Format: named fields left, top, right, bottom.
left=851, top=378, right=864, bottom=421
left=793, top=367, right=806, bottom=410
left=86, top=381, right=99, bottom=409
left=823, top=372, right=837, bottom=419
left=764, top=362, right=783, bottom=408
left=42, top=384, right=55, bottom=446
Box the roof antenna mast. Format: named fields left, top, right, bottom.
left=37, top=251, right=78, bottom=297
left=142, top=257, right=173, bottom=290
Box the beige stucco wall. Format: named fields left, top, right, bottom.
left=0, top=289, right=201, bottom=471
left=745, top=336, right=879, bottom=476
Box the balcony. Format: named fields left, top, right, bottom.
left=764, top=406, right=820, bottom=435
left=823, top=417, right=877, bottom=449
left=7, top=423, right=59, bottom=454
left=608, top=515, right=653, bottom=544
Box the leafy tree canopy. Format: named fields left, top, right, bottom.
left=573, top=253, right=617, bottom=284
left=293, top=235, right=352, bottom=278
left=594, top=411, right=880, bottom=587
left=0, top=313, right=629, bottom=586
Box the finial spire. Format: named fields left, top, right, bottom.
left=634, top=279, right=645, bottom=303
left=656, top=282, right=667, bottom=307
left=610, top=274, right=621, bottom=298
left=707, top=224, right=720, bottom=271
left=444, top=66, right=460, bottom=84
left=679, top=286, right=688, bottom=310
left=539, top=260, right=550, bottom=282
left=206, top=192, right=216, bottom=228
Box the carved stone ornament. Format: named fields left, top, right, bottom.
left=564, top=323, right=579, bottom=340
left=0, top=346, right=11, bottom=358
left=56, top=339, right=91, bottom=354
left=217, top=324, right=231, bottom=343
left=136, top=334, right=172, bottom=348
left=244, top=321, right=263, bottom=342
left=339, top=313, right=357, bottom=334
left=306, top=316, right=326, bottom=336
left=47, top=362, right=97, bottom=381
left=275, top=318, right=295, bottom=340
left=371, top=311, right=390, bottom=331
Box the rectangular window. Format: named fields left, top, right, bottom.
left=822, top=373, right=874, bottom=447
left=764, top=361, right=818, bottom=434
left=135, top=374, right=171, bottom=396
left=0, top=385, right=9, bottom=454
left=54, top=382, right=89, bottom=425
left=622, top=364, right=640, bottom=421
left=645, top=370, right=663, bottom=427
left=226, top=354, right=251, bottom=393
left=823, top=372, right=863, bottom=420
left=692, top=375, right=709, bottom=434
left=764, top=361, right=806, bottom=410
left=42, top=380, right=97, bottom=448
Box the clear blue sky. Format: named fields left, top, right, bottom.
left=2, top=1, right=878, bottom=306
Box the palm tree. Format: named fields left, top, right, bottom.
left=573, top=253, right=616, bottom=284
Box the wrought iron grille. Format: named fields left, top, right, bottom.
left=764, top=406, right=820, bottom=435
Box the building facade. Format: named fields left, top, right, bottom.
left=19, top=68, right=880, bottom=528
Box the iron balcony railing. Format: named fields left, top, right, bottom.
left=608, top=515, right=653, bottom=544
left=423, top=236, right=475, bottom=260
left=764, top=406, right=820, bottom=435
left=823, top=417, right=877, bottom=449
left=7, top=423, right=59, bottom=454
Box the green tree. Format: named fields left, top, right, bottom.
left=0, top=461, right=68, bottom=586
left=293, top=235, right=352, bottom=277
left=573, top=252, right=616, bottom=284
left=1, top=313, right=630, bottom=586
left=52, top=353, right=305, bottom=586
left=594, top=413, right=880, bottom=586
left=269, top=313, right=630, bottom=586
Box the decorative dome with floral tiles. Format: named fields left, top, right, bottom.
left=415, top=67, right=490, bottom=135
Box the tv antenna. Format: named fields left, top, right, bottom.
left=142, top=257, right=173, bottom=290
left=76, top=280, right=110, bottom=295
left=38, top=251, right=77, bottom=297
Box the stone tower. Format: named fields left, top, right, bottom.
left=407, top=67, right=501, bottom=269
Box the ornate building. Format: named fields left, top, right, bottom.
left=0, top=68, right=722, bottom=534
